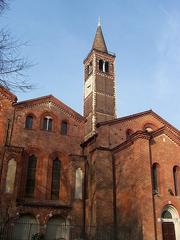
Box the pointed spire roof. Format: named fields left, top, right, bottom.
left=92, top=18, right=108, bottom=53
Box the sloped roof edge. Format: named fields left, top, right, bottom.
left=0, top=85, right=17, bottom=102
left=14, top=94, right=85, bottom=122
left=97, top=109, right=179, bottom=134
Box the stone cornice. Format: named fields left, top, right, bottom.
left=83, top=49, right=115, bottom=64
left=16, top=198, right=72, bottom=209
left=151, top=126, right=180, bottom=146
left=112, top=130, right=150, bottom=153
left=5, top=145, right=24, bottom=154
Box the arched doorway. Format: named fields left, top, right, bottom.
left=161, top=205, right=180, bottom=240
left=45, top=216, right=69, bottom=240
left=13, top=215, right=39, bottom=240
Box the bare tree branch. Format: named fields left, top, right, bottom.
left=0, top=1, right=34, bottom=92
left=0, top=0, right=8, bottom=14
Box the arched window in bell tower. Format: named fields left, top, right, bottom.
left=105, top=61, right=109, bottom=73
left=99, top=59, right=109, bottom=73
left=88, top=61, right=93, bottom=75
left=99, top=59, right=103, bottom=71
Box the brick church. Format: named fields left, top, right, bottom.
left=0, top=21, right=180, bottom=240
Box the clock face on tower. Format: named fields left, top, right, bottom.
left=84, top=75, right=93, bottom=98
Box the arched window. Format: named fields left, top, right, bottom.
left=75, top=168, right=83, bottom=199
left=162, top=210, right=172, bottom=219
left=144, top=123, right=155, bottom=132
left=99, top=59, right=104, bottom=71
left=126, top=129, right=133, bottom=140
left=25, top=115, right=33, bottom=129
left=61, top=121, right=68, bottom=135
left=105, top=61, right=109, bottom=72
left=5, top=158, right=16, bottom=193
left=51, top=158, right=61, bottom=200
left=88, top=61, right=93, bottom=75
left=145, top=127, right=153, bottom=132
left=152, top=163, right=159, bottom=194
left=43, top=116, right=52, bottom=131
left=13, top=215, right=38, bottom=240
left=173, top=166, right=179, bottom=196
left=161, top=205, right=179, bottom=240
left=25, top=155, right=37, bottom=197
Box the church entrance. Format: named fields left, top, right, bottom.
left=161, top=205, right=180, bottom=240
left=162, top=222, right=176, bottom=240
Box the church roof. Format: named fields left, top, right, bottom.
left=0, top=85, right=17, bottom=103
left=112, top=126, right=180, bottom=153
left=14, top=95, right=85, bottom=122
left=92, top=22, right=108, bottom=53
left=97, top=109, right=179, bottom=134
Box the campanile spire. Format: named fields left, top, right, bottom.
left=92, top=19, right=108, bottom=53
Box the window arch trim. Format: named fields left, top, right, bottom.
left=143, top=123, right=157, bottom=132
left=40, top=112, right=56, bottom=131
left=25, top=114, right=34, bottom=129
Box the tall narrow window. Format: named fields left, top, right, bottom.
left=75, top=168, right=83, bottom=199
left=5, top=159, right=16, bottom=193
left=99, top=59, right=103, bottom=71
left=173, top=166, right=179, bottom=196
left=25, top=155, right=37, bottom=197
left=152, top=163, right=159, bottom=194
left=25, top=115, right=33, bottom=129
left=51, top=158, right=61, bottom=200
left=88, top=61, right=93, bottom=75
left=105, top=61, right=109, bottom=72
left=43, top=116, right=52, bottom=131
left=61, top=121, right=68, bottom=135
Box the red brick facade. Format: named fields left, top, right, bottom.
left=0, top=24, right=180, bottom=240
left=0, top=89, right=86, bottom=235
left=82, top=112, right=180, bottom=240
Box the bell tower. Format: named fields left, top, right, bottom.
left=83, top=20, right=116, bottom=139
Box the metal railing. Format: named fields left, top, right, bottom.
left=0, top=222, right=142, bottom=240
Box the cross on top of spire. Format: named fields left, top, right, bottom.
left=98, top=16, right=101, bottom=27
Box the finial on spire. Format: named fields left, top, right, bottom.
left=98, top=16, right=101, bottom=27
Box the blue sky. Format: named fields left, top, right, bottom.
left=1, top=0, right=180, bottom=129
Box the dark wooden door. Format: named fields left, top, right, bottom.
left=162, top=222, right=176, bottom=240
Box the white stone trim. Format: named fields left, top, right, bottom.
left=161, top=204, right=180, bottom=239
